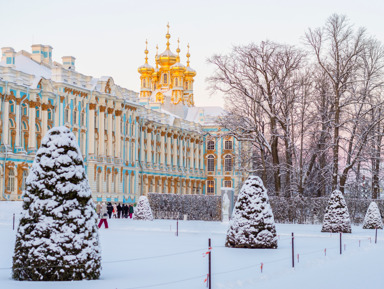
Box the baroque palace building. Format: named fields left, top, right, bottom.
left=0, top=26, right=245, bottom=202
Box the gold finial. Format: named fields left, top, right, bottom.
left=144, top=39, right=149, bottom=64
left=176, top=38, right=181, bottom=62
left=155, top=44, right=159, bottom=68
left=186, top=43, right=191, bottom=67
left=166, top=23, right=171, bottom=50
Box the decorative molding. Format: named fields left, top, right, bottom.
left=64, top=87, right=88, bottom=98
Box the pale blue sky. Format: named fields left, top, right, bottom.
left=1, top=0, right=383, bottom=107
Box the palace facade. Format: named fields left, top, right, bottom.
left=0, top=27, right=245, bottom=202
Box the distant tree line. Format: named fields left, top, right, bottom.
left=208, top=14, right=384, bottom=198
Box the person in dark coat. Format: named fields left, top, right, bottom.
left=117, top=203, right=122, bottom=219
left=129, top=204, right=134, bottom=219
left=107, top=202, right=113, bottom=219
left=123, top=204, right=129, bottom=218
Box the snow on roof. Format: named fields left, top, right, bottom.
left=0, top=54, right=51, bottom=80
left=185, top=106, right=226, bottom=124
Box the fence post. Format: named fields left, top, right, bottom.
left=375, top=227, right=378, bottom=244
left=292, top=232, right=295, bottom=268
left=208, top=238, right=212, bottom=289
left=176, top=219, right=179, bottom=237
left=340, top=232, right=342, bottom=255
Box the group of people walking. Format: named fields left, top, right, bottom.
left=96, top=202, right=134, bottom=229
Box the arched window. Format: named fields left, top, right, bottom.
left=22, top=103, right=28, bottom=116
left=224, top=155, right=233, bottom=172
left=21, top=171, right=28, bottom=192
left=10, top=100, right=15, bottom=113
left=73, top=109, right=78, bottom=125
left=36, top=106, right=40, bottom=118
left=7, top=169, right=15, bottom=192
left=143, top=79, right=146, bottom=88
left=163, top=73, right=167, bottom=84
left=96, top=170, right=101, bottom=192
left=225, top=140, right=233, bottom=150
left=107, top=171, right=111, bottom=193
left=224, top=180, right=232, bottom=188
left=207, top=180, right=214, bottom=194
left=207, top=155, right=215, bottom=172
left=175, top=78, right=178, bottom=87
left=125, top=174, right=129, bottom=194
left=81, top=110, right=85, bottom=127
left=207, top=140, right=215, bottom=150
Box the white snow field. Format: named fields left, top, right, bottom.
left=1, top=201, right=383, bottom=289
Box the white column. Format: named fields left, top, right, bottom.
left=180, top=137, right=184, bottom=167
left=115, top=112, right=121, bottom=159
left=88, top=104, right=95, bottom=155
left=107, top=108, right=113, bottom=157
left=99, top=106, right=105, bottom=156
left=146, top=129, right=152, bottom=164
left=28, top=103, right=36, bottom=151
left=140, top=128, right=145, bottom=162
left=41, top=105, right=48, bottom=138
left=15, top=103, right=21, bottom=149
left=173, top=136, right=177, bottom=167
left=160, top=132, right=165, bottom=165
left=166, top=134, right=171, bottom=166
left=195, top=140, right=199, bottom=169
left=199, top=142, right=203, bottom=170
left=2, top=100, right=9, bottom=146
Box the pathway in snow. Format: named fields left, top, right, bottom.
left=0, top=202, right=383, bottom=289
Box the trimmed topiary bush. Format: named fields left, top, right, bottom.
left=134, top=196, right=154, bottom=220
left=362, top=202, right=383, bottom=229
left=321, top=190, right=352, bottom=233
left=12, top=127, right=101, bottom=281
left=226, top=175, right=277, bottom=248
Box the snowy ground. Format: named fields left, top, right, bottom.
left=1, top=201, right=383, bottom=289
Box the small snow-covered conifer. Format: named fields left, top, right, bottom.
left=13, top=127, right=101, bottom=281
left=134, top=196, right=154, bottom=220
left=362, top=202, right=383, bottom=229
left=321, top=189, right=351, bottom=233
left=226, top=175, right=277, bottom=248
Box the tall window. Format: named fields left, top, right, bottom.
left=207, top=140, right=215, bottom=150
left=207, top=180, right=214, bottom=194
left=163, top=73, right=167, bottom=84
left=225, top=140, right=233, bottom=150
left=73, top=109, right=78, bottom=124
left=7, top=169, right=15, bottom=192
left=107, top=172, right=111, bottom=193
left=125, top=174, right=129, bottom=194
left=224, top=155, right=233, bottom=172
left=81, top=111, right=85, bottom=126
left=175, top=78, right=178, bottom=87
left=22, top=103, right=28, bottom=116
left=21, top=171, right=28, bottom=192
left=96, top=170, right=101, bottom=192
left=207, top=155, right=215, bottom=172
left=224, top=180, right=232, bottom=188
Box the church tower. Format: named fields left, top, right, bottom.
left=137, top=24, right=196, bottom=118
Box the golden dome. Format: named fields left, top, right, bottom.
left=156, top=23, right=177, bottom=67
left=138, top=40, right=154, bottom=74
left=185, top=44, right=196, bottom=77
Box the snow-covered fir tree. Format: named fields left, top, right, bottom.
left=321, top=189, right=352, bottom=233
left=226, top=175, right=277, bottom=248
left=13, top=127, right=101, bottom=281
left=134, top=196, right=154, bottom=220
left=362, top=202, right=383, bottom=229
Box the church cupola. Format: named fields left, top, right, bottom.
left=138, top=40, right=154, bottom=99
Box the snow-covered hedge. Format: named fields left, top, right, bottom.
left=268, top=196, right=384, bottom=225
left=148, top=193, right=221, bottom=221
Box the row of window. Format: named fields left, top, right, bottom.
left=207, top=155, right=233, bottom=172
left=207, top=140, right=233, bottom=150
left=206, top=180, right=232, bottom=194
